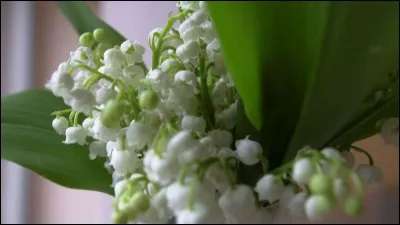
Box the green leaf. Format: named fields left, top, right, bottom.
left=328, top=95, right=399, bottom=147
left=209, top=2, right=399, bottom=168
left=285, top=2, right=399, bottom=161
left=57, top=1, right=125, bottom=45
left=1, top=89, right=113, bottom=195
left=209, top=2, right=333, bottom=169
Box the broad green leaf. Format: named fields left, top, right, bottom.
left=328, top=95, right=399, bottom=147
left=57, top=1, right=125, bottom=45
left=209, top=2, right=331, bottom=169
left=209, top=2, right=399, bottom=168
left=285, top=2, right=399, bottom=161
left=1, top=89, right=113, bottom=195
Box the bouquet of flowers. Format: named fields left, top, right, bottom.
left=1, top=1, right=398, bottom=224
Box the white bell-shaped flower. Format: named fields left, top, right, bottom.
left=177, top=1, right=200, bottom=10
left=166, top=182, right=191, bottom=211
left=205, top=163, right=229, bottom=193
left=160, top=58, right=181, bottom=73
left=208, top=129, right=232, bottom=148
left=206, top=39, right=221, bottom=58
left=147, top=69, right=171, bottom=93
left=167, top=130, right=200, bottom=156
left=150, top=188, right=173, bottom=221
left=73, top=70, right=89, bottom=90
left=218, top=185, right=258, bottom=221
left=110, top=149, right=140, bottom=176
left=333, top=178, right=349, bottom=200
left=149, top=153, right=180, bottom=185
left=114, top=179, right=128, bottom=197
left=176, top=41, right=201, bottom=61
left=82, top=117, right=95, bottom=136
left=236, top=137, right=263, bottom=166
left=279, top=185, right=297, bottom=208
left=199, top=1, right=207, bottom=11
left=288, top=192, right=307, bottom=218
left=255, top=174, right=284, bottom=203
left=292, top=158, right=315, bottom=184
left=174, top=70, right=199, bottom=94
left=380, top=117, right=399, bottom=147
left=96, top=86, right=117, bottom=105
left=251, top=208, right=273, bottom=224
left=45, top=71, right=74, bottom=98
left=304, top=195, right=332, bottom=222
left=218, top=101, right=237, bottom=130
left=189, top=9, right=209, bottom=26
left=64, top=126, right=86, bottom=145
left=176, top=203, right=213, bottom=224
left=70, top=46, right=93, bottom=64
left=217, top=147, right=236, bottom=159
left=179, top=19, right=204, bottom=43
left=88, top=140, right=107, bottom=160
left=212, top=78, right=228, bottom=107
left=98, top=65, right=123, bottom=79
left=57, top=61, right=70, bottom=73
left=126, top=121, right=156, bottom=150
left=103, top=48, right=126, bottom=69
left=67, top=89, right=95, bottom=115
left=321, top=147, right=343, bottom=161
left=181, top=115, right=206, bottom=134
left=120, top=40, right=145, bottom=55
left=355, top=164, right=383, bottom=187
left=166, top=83, right=199, bottom=116
left=90, top=118, right=119, bottom=142
left=202, top=21, right=217, bottom=44
left=52, top=117, right=69, bottom=135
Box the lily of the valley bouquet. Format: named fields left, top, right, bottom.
left=2, top=1, right=399, bottom=224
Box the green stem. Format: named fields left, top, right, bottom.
left=351, top=145, right=374, bottom=166
left=199, top=54, right=215, bottom=131
left=73, top=112, right=80, bottom=127
left=260, top=155, right=269, bottom=174
left=136, top=62, right=149, bottom=74
left=67, top=64, right=113, bottom=83
left=179, top=164, right=190, bottom=185
left=69, top=111, right=76, bottom=126
left=188, top=178, right=198, bottom=211
left=152, top=9, right=192, bottom=69
left=51, top=108, right=72, bottom=117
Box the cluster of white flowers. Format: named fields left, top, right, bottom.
left=46, top=1, right=394, bottom=224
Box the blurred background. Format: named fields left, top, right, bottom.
left=0, top=1, right=398, bottom=224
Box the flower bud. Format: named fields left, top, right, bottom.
left=93, top=28, right=106, bottom=42
left=95, top=42, right=112, bottom=58
left=79, top=32, right=95, bottom=47
left=139, top=89, right=159, bottom=110
left=52, top=117, right=69, bottom=135
left=309, top=174, right=332, bottom=195
left=111, top=211, right=128, bottom=224
left=100, top=99, right=124, bottom=128
left=292, top=158, right=315, bottom=184
left=235, top=138, right=263, bottom=166
left=345, top=196, right=363, bottom=216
